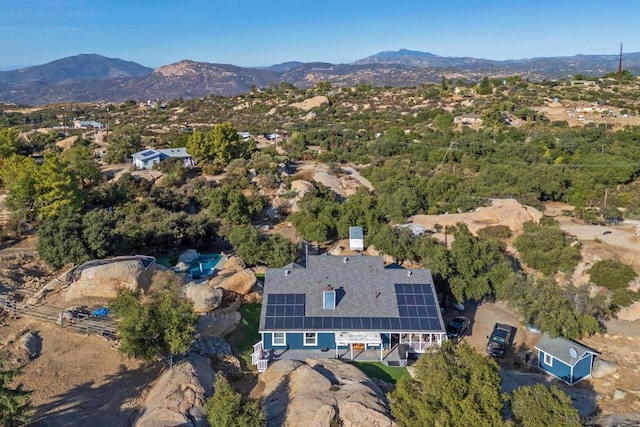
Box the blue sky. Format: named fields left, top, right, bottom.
left=1, top=0, right=639, bottom=69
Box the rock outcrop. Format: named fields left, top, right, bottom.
left=260, top=358, right=395, bottom=427
left=134, top=354, right=214, bottom=427
left=64, top=256, right=164, bottom=301
left=184, top=283, right=224, bottom=313
left=291, top=96, right=329, bottom=111
left=592, top=358, right=618, bottom=378
left=208, top=268, right=256, bottom=295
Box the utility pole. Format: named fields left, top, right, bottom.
left=439, top=141, right=456, bottom=168
left=618, top=43, right=623, bottom=78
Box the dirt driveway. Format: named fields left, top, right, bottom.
left=454, top=301, right=640, bottom=416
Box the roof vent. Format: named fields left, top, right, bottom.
left=407, top=270, right=413, bottom=277
left=343, top=257, right=348, bottom=263
left=285, top=270, right=291, bottom=276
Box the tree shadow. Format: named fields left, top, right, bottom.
left=31, top=362, right=162, bottom=427
left=262, top=374, right=290, bottom=427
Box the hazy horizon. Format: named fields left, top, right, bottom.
left=1, top=0, right=639, bottom=69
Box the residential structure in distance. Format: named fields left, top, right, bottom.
left=252, top=254, right=446, bottom=372
left=131, top=147, right=196, bottom=169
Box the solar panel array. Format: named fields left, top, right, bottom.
left=263, top=284, right=442, bottom=331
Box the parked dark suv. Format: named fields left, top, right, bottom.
left=446, top=316, right=470, bottom=340
left=486, top=323, right=514, bottom=357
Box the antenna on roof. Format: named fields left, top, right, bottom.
left=569, top=347, right=578, bottom=362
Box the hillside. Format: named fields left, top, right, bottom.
left=1, top=50, right=640, bottom=105
left=0, top=53, right=153, bottom=84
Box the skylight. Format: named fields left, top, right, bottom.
left=323, top=290, right=336, bottom=310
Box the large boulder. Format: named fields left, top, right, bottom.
left=259, top=358, right=395, bottom=427
left=134, top=354, right=213, bottom=427
left=179, top=249, right=200, bottom=264
left=616, top=301, right=640, bottom=321
left=196, top=310, right=241, bottom=337
left=184, top=283, right=224, bottom=313
left=64, top=256, right=165, bottom=301
left=291, top=96, right=329, bottom=111
left=209, top=269, right=256, bottom=295
left=17, top=331, right=42, bottom=360
left=592, top=358, right=618, bottom=378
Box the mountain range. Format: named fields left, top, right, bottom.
left=1, top=50, right=638, bottom=106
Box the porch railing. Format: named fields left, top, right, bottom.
left=251, top=341, right=269, bottom=372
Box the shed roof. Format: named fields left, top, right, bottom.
left=349, top=226, right=364, bottom=240
left=535, top=334, right=597, bottom=366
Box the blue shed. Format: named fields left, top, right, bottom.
left=535, top=334, right=597, bottom=385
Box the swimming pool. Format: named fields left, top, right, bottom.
left=174, top=254, right=226, bottom=279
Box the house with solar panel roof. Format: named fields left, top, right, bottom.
left=251, top=254, right=446, bottom=372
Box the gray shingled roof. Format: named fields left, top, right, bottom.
left=535, top=334, right=597, bottom=366
left=259, top=254, right=445, bottom=333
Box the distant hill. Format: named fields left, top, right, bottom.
left=0, top=54, right=153, bottom=84
left=1, top=50, right=640, bottom=105
left=263, top=61, right=304, bottom=72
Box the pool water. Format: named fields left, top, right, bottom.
left=174, top=254, right=225, bottom=279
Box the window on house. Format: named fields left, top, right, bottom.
left=323, top=290, right=336, bottom=310
left=273, top=332, right=286, bottom=346
left=304, top=332, right=317, bottom=346
left=543, top=352, right=553, bottom=366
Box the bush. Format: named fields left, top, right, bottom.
left=205, top=372, right=265, bottom=427
left=389, top=341, right=503, bottom=427
left=477, top=225, right=512, bottom=240
left=510, top=384, right=580, bottom=427
left=513, top=222, right=581, bottom=275
left=588, top=259, right=639, bottom=308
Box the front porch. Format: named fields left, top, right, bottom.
left=251, top=332, right=446, bottom=372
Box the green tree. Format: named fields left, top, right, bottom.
left=104, top=127, right=143, bottom=164
left=61, top=144, right=102, bottom=188
left=37, top=206, right=91, bottom=269
left=205, top=372, right=265, bottom=427
left=227, top=225, right=263, bottom=265
left=34, top=155, right=82, bottom=218
left=506, top=276, right=599, bottom=339
left=434, top=113, right=455, bottom=141
left=389, top=341, right=503, bottom=427
left=262, top=234, right=298, bottom=267
left=513, top=222, right=581, bottom=276
left=109, top=272, right=198, bottom=368
left=588, top=259, right=639, bottom=308
left=82, top=209, right=118, bottom=259
left=0, top=128, right=21, bottom=159
left=0, top=359, right=32, bottom=427
left=448, top=223, right=514, bottom=302
left=187, top=122, right=252, bottom=166
left=0, top=155, right=37, bottom=235
left=510, top=384, right=580, bottom=427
